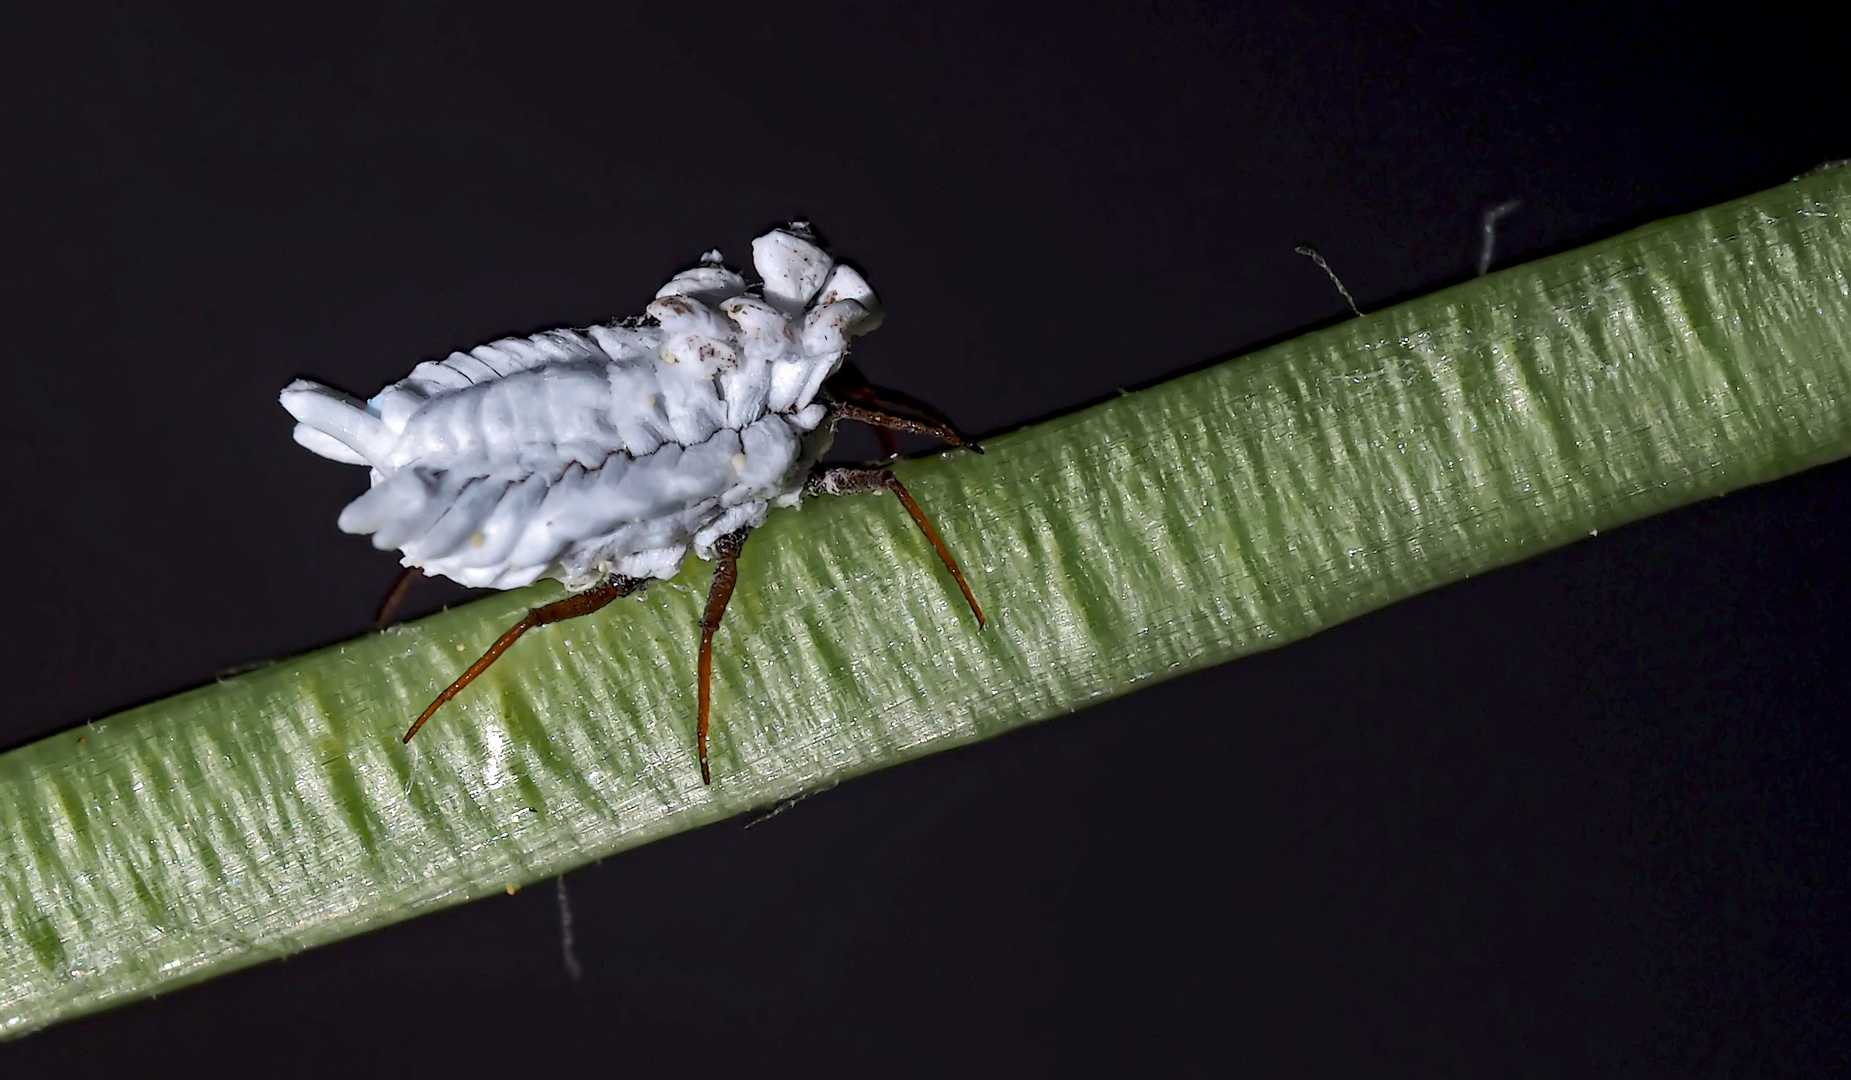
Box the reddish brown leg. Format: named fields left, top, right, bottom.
left=807, top=467, right=986, bottom=629
left=697, top=529, right=751, bottom=785
left=830, top=401, right=983, bottom=455
left=374, top=565, right=424, bottom=629
left=825, top=363, right=981, bottom=457
left=402, top=575, right=646, bottom=743
left=831, top=374, right=902, bottom=458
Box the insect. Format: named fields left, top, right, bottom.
left=281, top=223, right=985, bottom=784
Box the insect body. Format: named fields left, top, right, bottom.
left=281, top=224, right=984, bottom=783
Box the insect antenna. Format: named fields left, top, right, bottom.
left=402, top=575, right=646, bottom=743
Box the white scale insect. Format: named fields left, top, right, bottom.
left=281, top=223, right=984, bottom=783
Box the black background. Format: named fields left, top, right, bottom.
left=5, top=2, right=1849, bottom=1075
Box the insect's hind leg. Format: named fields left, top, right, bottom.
left=403, top=574, right=647, bottom=743
left=807, top=466, right=985, bottom=629
left=697, top=528, right=751, bottom=785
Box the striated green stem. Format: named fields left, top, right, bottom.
left=5, top=168, right=1851, bottom=1038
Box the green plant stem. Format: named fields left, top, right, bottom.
left=5, top=168, right=1851, bottom=1038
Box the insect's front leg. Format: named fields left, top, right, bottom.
left=826, top=361, right=984, bottom=457
left=806, top=466, right=985, bottom=629
left=826, top=401, right=983, bottom=455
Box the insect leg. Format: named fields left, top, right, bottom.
left=828, top=362, right=979, bottom=454
left=697, top=528, right=751, bottom=785
left=829, top=401, right=983, bottom=454
left=826, top=362, right=902, bottom=458
left=374, top=565, right=424, bottom=629
left=402, top=574, right=647, bottom=743
left=806, top=467, right=986, bottom=629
